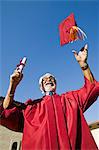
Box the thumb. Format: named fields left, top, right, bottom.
left=72, top=50, right=78, bottom=58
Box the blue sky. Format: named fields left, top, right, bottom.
left=0, top=0, right=99, bottom=123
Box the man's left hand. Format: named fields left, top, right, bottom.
left=72, top=44, right=88, bottom=68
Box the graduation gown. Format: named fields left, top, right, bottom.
left=0, top=77, right=99, bottom=150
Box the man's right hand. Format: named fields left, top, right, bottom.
left=3, top=70, right=23, bottom=109
left=10, top=69, right=23, bottom=89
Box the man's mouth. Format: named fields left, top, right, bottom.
left=45, top=82, right=54, bottom=86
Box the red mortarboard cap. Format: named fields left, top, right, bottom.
left=59, top=13, right=77, bottom=46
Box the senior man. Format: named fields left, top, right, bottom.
left=0, top=44, right=99, bottom=150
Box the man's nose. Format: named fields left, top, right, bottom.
left=47, top=78, right=51, bottom=81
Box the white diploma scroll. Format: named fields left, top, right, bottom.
left=17, top=57, right=27, bottom=73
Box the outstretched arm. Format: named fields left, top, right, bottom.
left=72, top=44, right=94, bottom=82
left=3, top=69, right=23, bottom=109
left=72, top=44, right=99, bottom=111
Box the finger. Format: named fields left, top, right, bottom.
left=14, top=68, right=21, bottom=74
left=72, top=50, right=78, bottom=57
left=20, top=73, right=23, bottom=80
left=14, top=69, right=19, bottom=74
left=11, top=71, right=21, bottom=79
left=72, top=50, right=77, bottom=53
left=15, top=69, right=23, bottom=75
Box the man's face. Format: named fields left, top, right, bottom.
left=42, top=75, right=56, bottom=92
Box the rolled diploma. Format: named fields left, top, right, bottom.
left=17, top=57, right=27, bottom=73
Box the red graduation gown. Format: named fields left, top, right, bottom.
left=0, top=77, right=99, bottom=150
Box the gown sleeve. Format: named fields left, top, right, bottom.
left=69, top=77, right=99, bottom=112
left=0, top=97, right=25, bottom=132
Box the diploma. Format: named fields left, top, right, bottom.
left=17, top=57, right=27, bottom=73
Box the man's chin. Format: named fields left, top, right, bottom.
left=45, top=89, right=53, bottom=92
left=45, top=88, right=55, bottom=92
